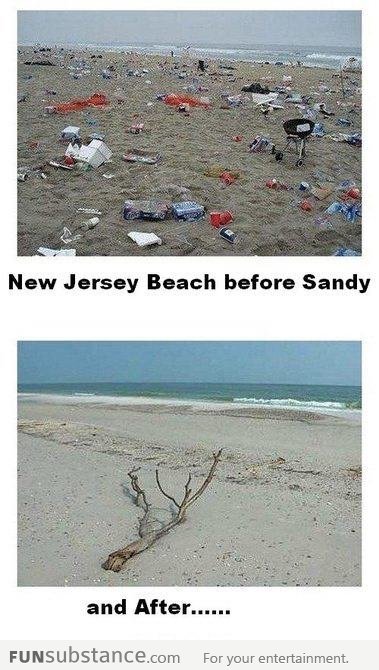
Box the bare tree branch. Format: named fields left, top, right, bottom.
left=103, top=449, right=222, bottom=572
left=184, top=449, right=222, bottom=510
left=155, top=469, right=181, bottom=509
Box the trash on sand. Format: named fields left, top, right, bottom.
left=337, top=118, right=352, bottom=127
left=24, top=60, right=56, bottom=66
left=326, top=201, right=361, bottom=222
left=333, top=247, right=360, bottom=256
left=127, top=231, right=162, bottom=247
left=345, top=187, right=360, bottom=199
left=49, top=93, right=108, bottom=114
left=66, top=139, right=112, bottom=168
left=241, top=83, right=270, bottom=94
left=249, top=135, right=272, bottom=153
left=128, top=123, right=144, bottom=134
left=310, top=185, right=334, bottom=200
left=285, top=93, right=303, bottom=104
left=204, top=166, right=240, bottom=179
left=337, top=179, right=356, bottom=192
left=81, top=217, right=100, bottom=230
left=17, top=170, right=29, bottom=182
left=60, top=227, right=82, bottom=244
left=252, top=92, right=278, bottom=105
left=266, top=179, right=290, bottom=191
left=102, top=173, right=115, bottom=179
left=61, top=126, right=80, bottom=141
left=77, top=208, right=102, bottom=215
left=123, top=200, right=170, bottom=221
left=123, top=149, right=161, bottom=164
left=219, top=227, right=236, bottom=243
left=227, top=95, right=242, bottom=107
left=299, top=199, right=313, bottom=212
left=89, top=132, right=105, bottom=141
left=312, top=123, right=325, bottom=137
left=232, top=135, right=243, bottom=142
left=328, top=132, right=362, bottom=147
left=172, top=201, right=205, bottom=221
left=37, top=247, right=76, bottom=256
left=220, top=171, right=236, bottom=185
left=49, top=159, right=75, bottom=170
left=210, top=211, right=233, bottom=228
left=164, top=93, right=210, bottom=108
left=345, top=133, right=362, bottom=147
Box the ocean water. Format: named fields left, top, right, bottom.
left=18, top=382, right=362, bottom=411
left=81, top=42, right=361, bottom=70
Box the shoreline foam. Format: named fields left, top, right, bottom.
left=17, top=392, right=361, bottom=421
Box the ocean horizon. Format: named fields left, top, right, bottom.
left=18, top=381, right=362, bottom=411
left=18, top=41, right=361, bottom=70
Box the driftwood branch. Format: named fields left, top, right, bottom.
left=103, top=449, right=222, bottom=572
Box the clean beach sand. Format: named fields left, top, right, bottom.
left=18, top=396, right=361, bottom=586
left=17, top=48, right=361, bottom=256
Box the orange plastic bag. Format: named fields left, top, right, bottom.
left=164, top=94, right=210, bottom=108
left=52, top=93, right=109, bottom=114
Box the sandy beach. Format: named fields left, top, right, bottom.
left=17, top=48, right=361, bottom=257
left=18, top=395, right=361, bottom=587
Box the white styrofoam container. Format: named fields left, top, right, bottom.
left=64, top=140, right=112, bottom=168
left=89, top=140, right=112, bottom=161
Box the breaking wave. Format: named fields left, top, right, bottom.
left=306, top=52, right=359, bottom=62
left=232, top=397, right=351, bottom=410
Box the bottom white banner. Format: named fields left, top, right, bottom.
left=1, top=641, right=378, bottom=668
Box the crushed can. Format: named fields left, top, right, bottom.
left=219, top=227, right=236, bottom=244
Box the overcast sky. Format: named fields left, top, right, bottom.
left=18, top=342, right=361, bottom=386
left=18, top=11, right=361, bottom=48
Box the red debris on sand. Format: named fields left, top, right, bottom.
left=346, top=187, right=360, bottom=200
left=300, top=199, right=313, bottom=212
left=164, top=93, right=210, bottom=109
left=220, top=171, right=236, bottom=186
left=210, top=211, right=233, bottom=228
left=51, top=93, right=109, bottom=114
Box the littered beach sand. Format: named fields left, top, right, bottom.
left=17, top=48, right=361, bottom=256
left=18, top=396, right=361, bottom=586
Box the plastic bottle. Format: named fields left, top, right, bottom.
left=82, top=217, right=99, bottom=231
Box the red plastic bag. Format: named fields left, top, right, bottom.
left=164, top=94, right=210, bottom=109
left=52, top=93, right=109, bottom=114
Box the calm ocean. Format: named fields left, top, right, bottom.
left=18, top=382, right=362, bottom=410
